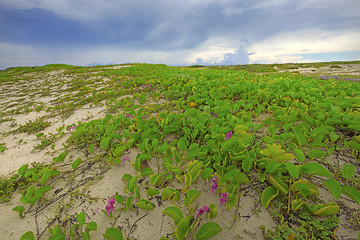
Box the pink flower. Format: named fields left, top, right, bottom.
left=121, top=155, right=130, bottom=165
left=105, top=197, right=116, bottom=215
left=108, top=198, right=116, bottom=205
left=142, top=115, right=149, bottom=120
left=67, top=125, right=77, bottom=131
left=210, top=176, right=218, bottom=194
left=224, top=131, right=233, bottom=140
left=105, top=204, right=115, bottom=215
left=220, top=192, right=229, bottom=206
left=125, top=114, right=133, bottom=119
left=196, top=206, right=210, bottom=218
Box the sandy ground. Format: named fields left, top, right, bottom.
left=0, top=64, right=359, bottom=239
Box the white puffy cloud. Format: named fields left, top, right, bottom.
left=190, top=47, right=249, bottom=65
left=248, top=29, right=360, bottom=63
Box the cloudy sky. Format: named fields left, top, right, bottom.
left=0, top=0, right=359, bottom=69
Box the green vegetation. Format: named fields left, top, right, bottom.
left=0, top=62, right=359, bottom=239
left=15, top=118, right=51, bottom=134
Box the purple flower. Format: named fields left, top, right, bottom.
left=196, top=206, right=210, bottom=218
left=108, top=198, right=116, bottom=205
left=121, top=155, right=130, bottom=165
left=142, top=115, right=149, bottom=120
left=224, top=131, right=233, bottom=140
left=210, top=176, right=218, bottom=194
left=220, top=192, right=229, bottom=206
left=67, top=125, right=77, bottom=131
left=105, top=204, right=115, bottom=215
left=105, top=197, right=116, bottom=215
left=125, top=114, right=133, bottom=120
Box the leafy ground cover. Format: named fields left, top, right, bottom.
left=0, top=62, right=359, bottom=240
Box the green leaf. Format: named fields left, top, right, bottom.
left=141, top=167, right=153, bottom=177
left=232, top=172, right=250, bottom=183
left=86, top=222, right=97, bottom=231
left=127, top=176, right=138, bottom=193
left=35, top=185, right=52, bottom=195
left=258, top=170, right=266, bottom=182
left=209, top=204, right=218, bottom=218
left=342, top=185, right=360, bottom=204
left=266, top=161, right=282, bottom=174
left=70, top=224, right=79, bottom=237
left=77, top=212, right=86, bottom=226
left=29, top=193, right=43, bottom=205
left=188, top=143, right=199, bottom=160
left=136, top=199, right=155, bottom=210
left=285, top=162, right=299, bottom=178
left=125, top=138, right=136, bottom=148
left=147, top=188, right=160, bottom=197
left=89, top=144, right=95, bottom=153
left=196, top=222, right=223, bottom=240
left=291, top=180, right=319, bottom=197
left=134, top=156, right=141, bottom=171
left=161, top=188, right=179, bottom=201
left=126, top=196, right=134, bottom=209
left=19, top=196, right=30, bottom=204
left=349, top=140, right=360, bottom=152
left=349, top=124, right=360, bottom=131
left=242, top=157, right=253, bottom=172
left=100, top=137, right=111, bottom=150
left=175, top=215, right=192, bottom=240
left=177, top=137, right=188, bottom=151
left=187, top=160, right=204, bottom=183
left=72, top=158, right=82, bottom=170
left=324, top=179, right=342, bottom=199
left=122, top=129, right=130, bottom=140
left=121, top=174, right=133, bottom=183
left=81, top=230, right=90, bottom=240
left=103, top=227, right=123, bottom=240
left=162, top=206, right=184, bottom=225
left=300, top=162, right=332, bottom=178
left=276, top=153, right=295, bottom=162
left=308, top=149, right=327, bottom=159
left=20, top=231, right=35, bottom=240
left=18, top=164, right=28, bottom=176
left=293, top=148, right=305, bottom=161
left=39, top=171, right=51, bottom=185
left=184, top=189, right=201, bottom=207
left=261, top=186, right=279, bottom=208
left=13, top=205, right=25, bottom=219
left=150, top=173, right=163, bottom=186
left=269, top=176, right=288, bottom=194
left=200, top=167, right=213, bottom=180
left=310, top=202, right=340, bottom=216
left=329, top=132, right=340, bottom=142
left=115, top=195, right=124, bottom=204
left=53, top=151, right=68, bottom=163
left=226, top=193, right=237, bottom=210
left=342, top=163, right=355, bottom=179
left=114, top=146, right=126, bottom=158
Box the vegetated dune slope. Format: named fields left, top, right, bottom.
left=0, top=62, right=359, bottom=240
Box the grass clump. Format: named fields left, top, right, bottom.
left=0, top=174, right=32, bottom=202
left=15, top=118, right=51, bottom=134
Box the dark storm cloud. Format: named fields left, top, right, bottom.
left=1, top=0, right=357, bottom=49
left=0, top=0, right=359, bottom=68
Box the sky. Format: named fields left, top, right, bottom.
left=0, top=0, right=360, bottom=69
